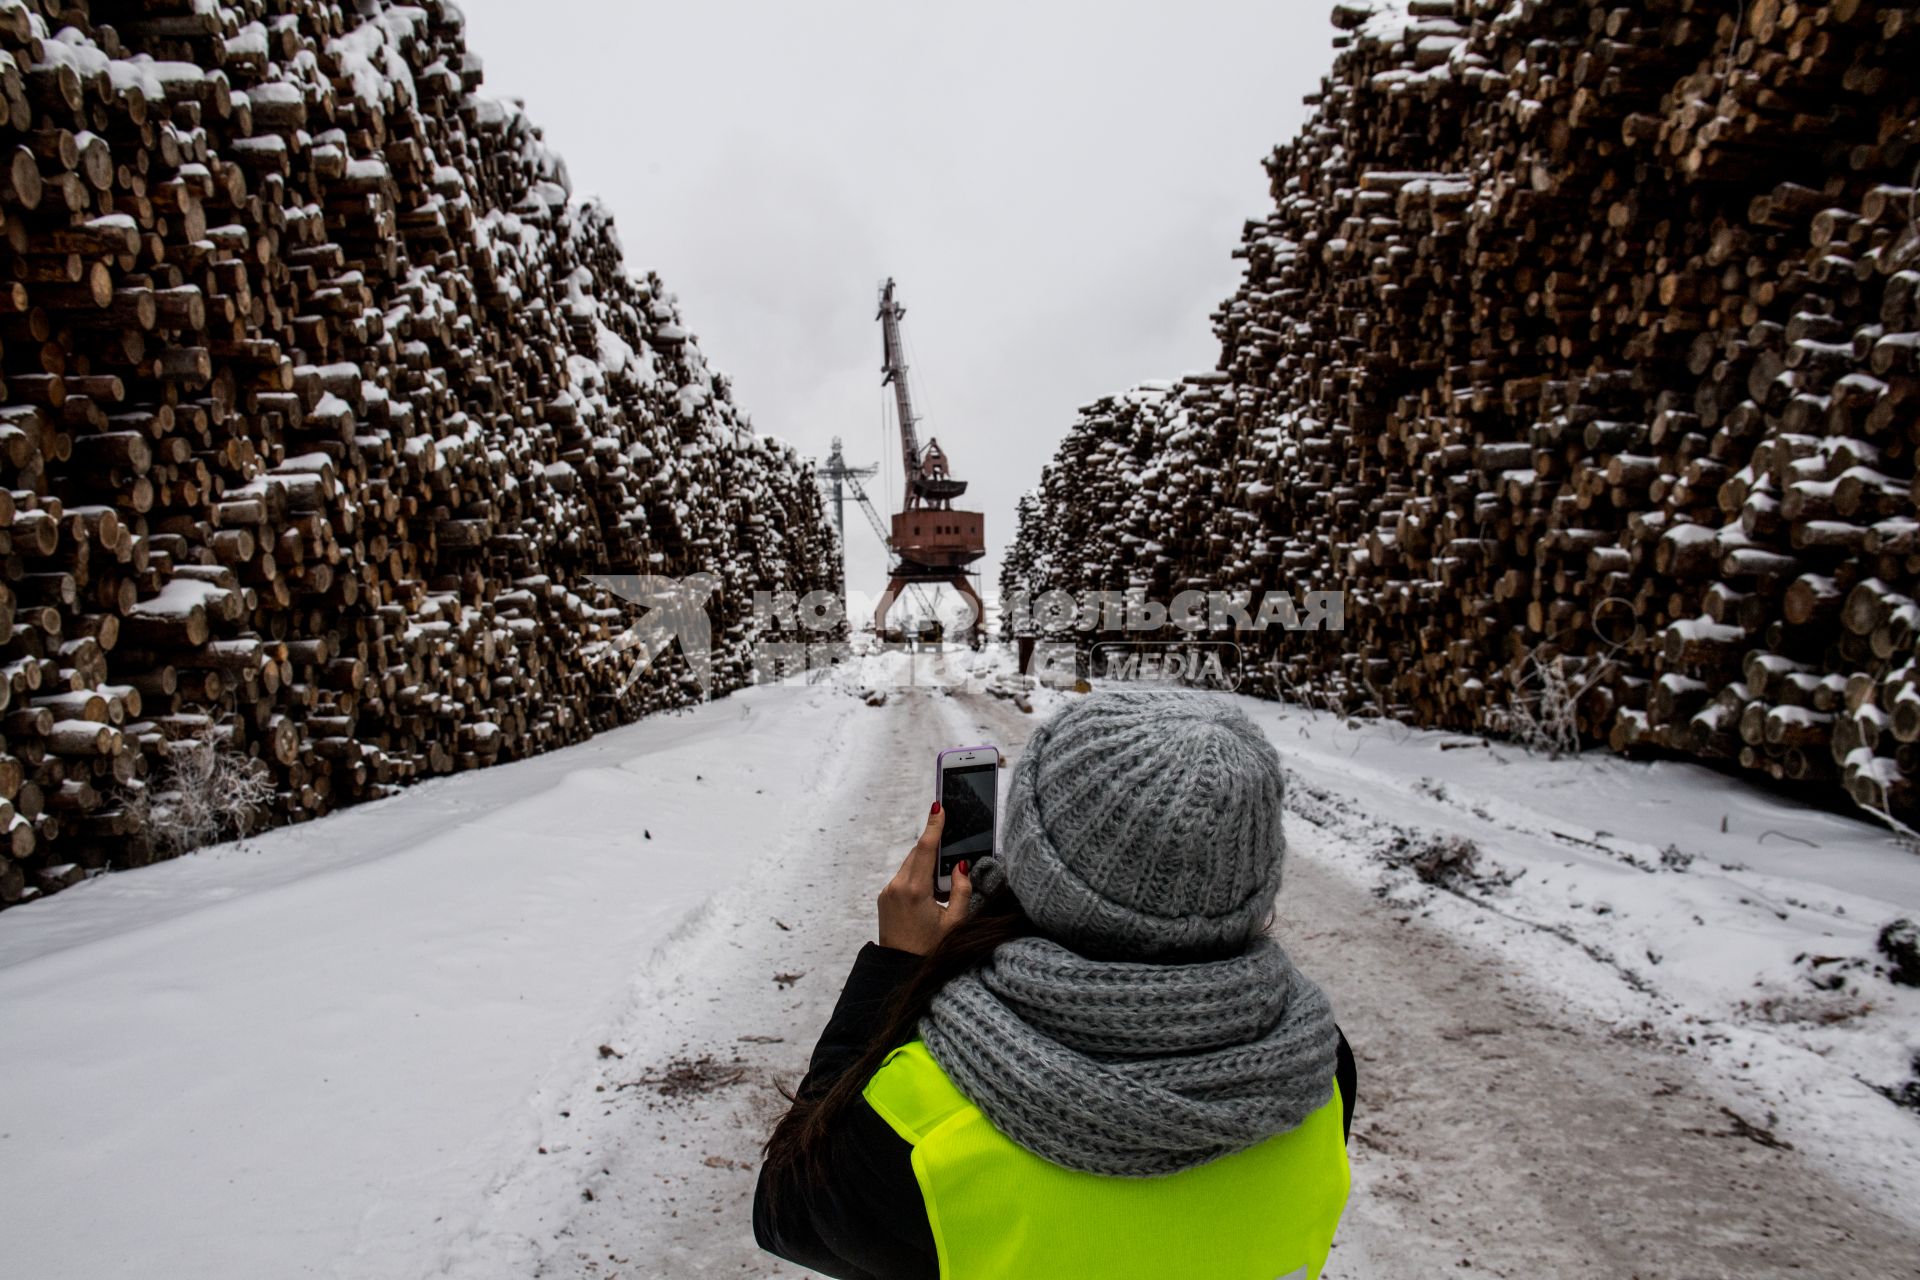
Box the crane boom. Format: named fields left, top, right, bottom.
left=844, top=473, right=894, bottom=551
left=877, top=278, right=921, bottom=499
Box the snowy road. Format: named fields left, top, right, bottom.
left=4, top=653, right=1919, bottom=1278
left=505, top=674, right=1920, bottom=1280
left=497, top=672, right=1018, bottom=1278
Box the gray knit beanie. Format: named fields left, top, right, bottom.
left=992, top=689, right=1286, bottom=960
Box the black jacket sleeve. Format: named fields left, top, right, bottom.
left=753, top=943, right=939, bottom=1280
left=753, top=947, right=1362, bottom=1280
left=1335, top=1027, right=1357, bottom=1142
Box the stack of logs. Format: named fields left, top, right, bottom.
left=1003, top=0, right=1920, bottom=825
left=0, top=0, right=840, bottom=907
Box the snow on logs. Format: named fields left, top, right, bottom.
left=0, top=0, right=839, bottom=907
left=1003, top=0, right=1920, bottom=824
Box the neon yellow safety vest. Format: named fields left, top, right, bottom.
left=862, top=1040, right=1350, bottom=1280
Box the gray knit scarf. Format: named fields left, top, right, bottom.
left=918, top=932, right=1339, bottom=1177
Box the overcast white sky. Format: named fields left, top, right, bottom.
left=456, top=0, right=1333, bottom=609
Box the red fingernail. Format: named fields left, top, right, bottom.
left=957, top=861, right=969, bottom=876
left=930, top=801, right=941, bottom=815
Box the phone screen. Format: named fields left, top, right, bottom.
left=939, top=762, right=998, bottom=887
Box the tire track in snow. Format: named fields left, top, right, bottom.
left=509, top=680, right=1042, bottom=1279
left=1279, top=784, right=1920, bottom=1279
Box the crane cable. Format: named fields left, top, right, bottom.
left=878, top=380, right=895, bottom=517
left=904, top=322, right=934, bottom=460
left=901, top=299, right=969, bottom=637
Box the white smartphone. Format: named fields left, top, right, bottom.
left=934, top=744, right=1000, bottom=902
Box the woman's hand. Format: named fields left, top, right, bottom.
left=876, top=802, right=972, bottom=956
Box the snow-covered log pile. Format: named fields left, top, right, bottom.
left=0, top=0, right=839, bottom=907
left=1004, top=0, right=1920, bottom=824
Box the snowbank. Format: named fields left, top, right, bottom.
left=0, top=681, right=869, bottom=1280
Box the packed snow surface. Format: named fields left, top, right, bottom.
left=1, top=650, right=1916, bottom=1277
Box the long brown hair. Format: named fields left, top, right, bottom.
left=761, top=885, right=1037, bottom=1198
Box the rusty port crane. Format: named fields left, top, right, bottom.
left=870, top=278, right=986, bottom=643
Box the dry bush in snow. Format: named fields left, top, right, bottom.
left=1488, top=652, right=1616, bottom=760
left=134, top=734, right=279, bottom=856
